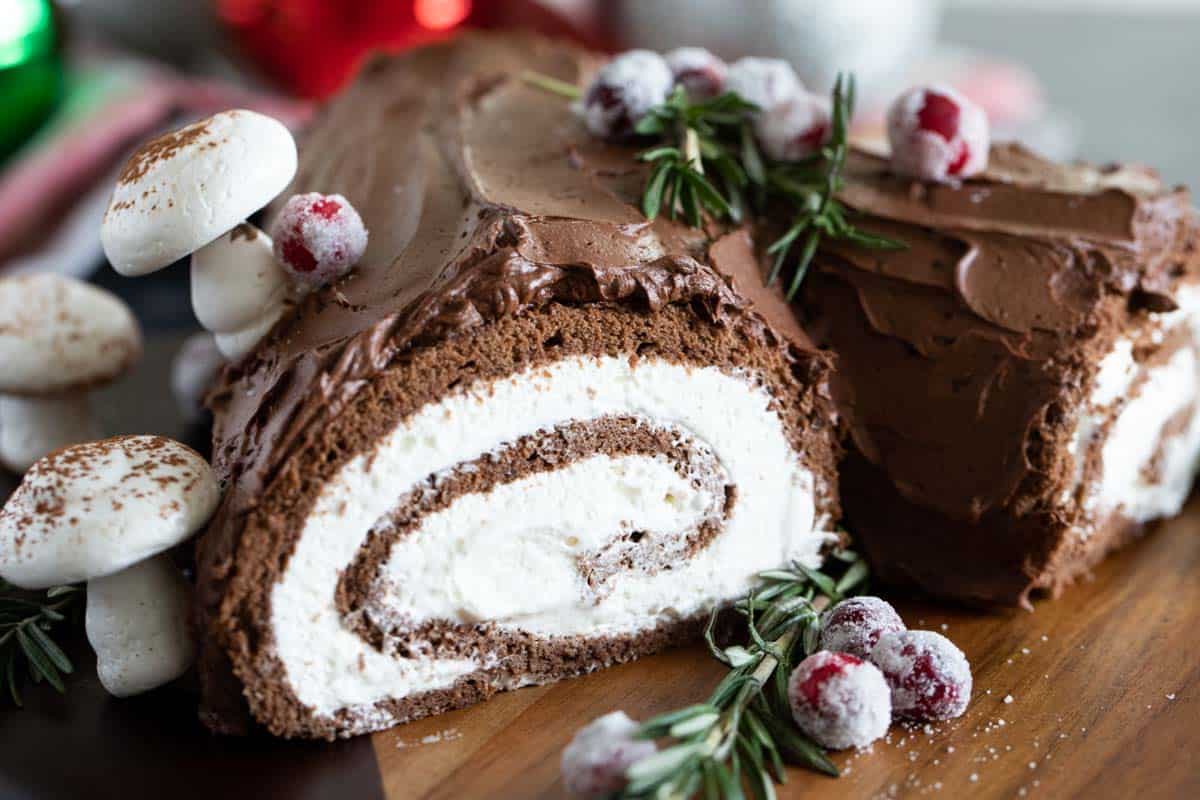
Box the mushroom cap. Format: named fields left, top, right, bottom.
left=190, top=223, right=288, bottom=333
left=101, top=110, right=297, bottom=277
left=0, top=273, right=143, bottom=395
left=0, top=435, right=220, bottom=589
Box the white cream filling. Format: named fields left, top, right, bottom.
left=271, top=355, right=824, bottom=724
left=1064, top=285, right=1200, bottom=532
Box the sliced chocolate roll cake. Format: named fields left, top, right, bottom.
left=802, top=145, right=1200, bottom=606
left=194, top=34, right=840, bottom=739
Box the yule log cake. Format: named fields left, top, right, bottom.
left=194, top=35, right=840, bottom=738
left=802, top=146, right=1200, bottom=606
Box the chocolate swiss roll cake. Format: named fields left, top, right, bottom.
left=194, top=34, right=840, bottom=739
left=801, top=146, right=1200, bottom=606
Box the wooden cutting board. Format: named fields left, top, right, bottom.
left=1, top=503, right=1195, bottom=800
left=0, top=337, right=1196, bottom=800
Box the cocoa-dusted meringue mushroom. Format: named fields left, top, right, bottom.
left=190, top=223, right=287, bottom=335
left=0, top=274, right=142, bottom=472
left=86, top=555, right=195, bottom=698
left=170, top=332, right=226, bottom=423
left=101, top=109, right=296, bottom=360
left=0, top=435, right=220, bottom=696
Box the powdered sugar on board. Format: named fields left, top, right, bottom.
left=394, top=728, right=463, bottom=749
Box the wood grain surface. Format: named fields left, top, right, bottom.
left=374, top=512, right=1200, bottom=799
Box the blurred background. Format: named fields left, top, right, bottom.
left=0, top=0, right=1197, bottom=447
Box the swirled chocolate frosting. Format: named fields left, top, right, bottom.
left=803, top=145, right=1198, bottom=603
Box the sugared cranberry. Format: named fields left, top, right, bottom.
left=578, top=50, right=673, bottom=140
left=870, top=630, right=973, bottom=721
left=755, top=94, right=831, bottom=161
left=270, top=192, right=368, bottom=287
left=819, top=596, right=907, bottom=659
left=665, top=47, right=728, bottom=99
left=787, top=651, right=892, bottom=750
left=886, top=85, right=989, bottom=182
left=724, top=57, right=803, bottom=114
left=561, top=711, right=656, bottom=797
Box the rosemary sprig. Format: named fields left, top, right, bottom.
left=524, top=67, right=905, bottom=301
left=0, top=578, right=83, bottom=705
left=635, top=88, right=756, bottom=225
left=617, top=548, right=870, bottom=798
left=762, top=74, right=904, bottom=300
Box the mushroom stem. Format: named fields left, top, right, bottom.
left=85, top=553, right=196, bottom=698
left=0, top=393, right=101, bottom=473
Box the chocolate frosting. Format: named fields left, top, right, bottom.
left=200, top=33, right=821, bottom=609
left=803, top=143, right=1198, bottom=602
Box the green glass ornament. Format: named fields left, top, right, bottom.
left=0, top=0, right=62, bottom=164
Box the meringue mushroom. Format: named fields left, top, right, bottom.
left=170, top=332, right=226, bottom=424
left=0, top=274, right=142, bottom=473
left=0, top=436, right=220, bottom=696
left=86, top=555, right=196, bottom=698
left=101, top=109, right=297, bottom=359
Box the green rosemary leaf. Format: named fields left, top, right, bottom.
left=44, top=585, right=79, bottom=599
left=635, top=114, right=666, bottom=137
left=759, top=709, right=840, bottom=777
left=638, top=704, right=720, bottom=739
left=25, top=622, right=72, bottom=674
left=625, top=742, right=704, bottom=791
left=637, top=145, right=681, bottom=162
left=738, top=736, right=776, bottom=800
left=518, top=70, right=582, bottom=101
left=17, top=627, right=64, bottom=693
left=642, top=161, right=672, bottom=220
left=4, top=646, right=21, bottom=707
left=756, top=569, right=800, bottom=582
left=703, top=607, right=733, bottom=669
left=684, top=169, right=732, bottom=217
left=784, top=228, right=822, bottom=301
left=793, top=563, right=841, bottom=600
left=740, top=123, right=766, bottom=186
left=724, top=646, right=759, bottom=669
left=670, top=711, right=721, bottom=738
left=680, top=179, right=702, bottom=227
left=835, top=558, right=871, bottom=595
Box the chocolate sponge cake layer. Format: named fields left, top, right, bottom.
left=194, top=34, right=840, bottom=739
left=803, top=147, right=1200, bottom=606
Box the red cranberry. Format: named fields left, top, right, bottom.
left=561, top=711, right=656, bottom=797
left=578, top=50, right=673, bottom=140
left=870, top=630, right=973, bottom=721
left=270, top=192, right=368, bottom=288
left=665, top=47, right=727, bottom=99
left=819, top=596, right=906, bottom=659
left=755, top=94, right=831, bottom=161
left=724, top=56, right=803, bottom=113
left=886, top=85, right=989, bottom=182
left=787, top=650, right=892, bottom=750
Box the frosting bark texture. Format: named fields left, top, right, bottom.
left=194, top=33, right=839, bottom=739
left=803, top=145, right=1200, bottom=605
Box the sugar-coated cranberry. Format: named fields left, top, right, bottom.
left=754, top=93, right=831, bottom=161
left=819, top=596, right=907, bottom=659
left=870, top=630, right=973, bottom=721
left=886, top=85, right=989, bottom=182
left=787, top=650, right=892, bottom=750
left=270, top=192, right=368, bottom=287
left=561, top=711, right=657, bottom=797
left=724, top=57, right=803, bottom=114
left=665, top=47, right=728, bottom=99
left=578, top=50, right=673, bottom=140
